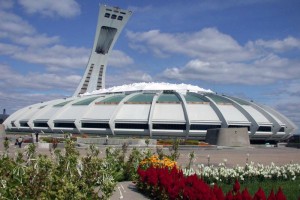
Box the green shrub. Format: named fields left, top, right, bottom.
left=0, top=139, right=116, bottom=199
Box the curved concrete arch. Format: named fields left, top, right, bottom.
left=204, top=95, right=229, bottom=128
left=47, top=97, right=77, bottom=131
left=4, top=106, right=28, bottom=130
left=247, top=101, right=281, bottom=136
left=74, top=95, right=104, bottom=132
left=28, top=98, right=68, bottom=131
left=222, top=95, right=259, bottom=135
left=108, top=93, right=141, bottom=135
left=148, top=92, right=161, bottom=138
left=14, top=102, right=46, bottom=131
left=260, top=104, right=298, bottom=138
left=175, top=92, right=190, bottom=138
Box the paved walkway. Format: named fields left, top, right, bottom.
left=110, top=182, right=150, bottom=200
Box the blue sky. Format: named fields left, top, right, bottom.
left=0, top=0, right=299, bottom=134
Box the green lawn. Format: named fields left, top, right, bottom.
left=219, top=179, right=300, bottom=199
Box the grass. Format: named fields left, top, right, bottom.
left=219, top=179, right=300, bottom=199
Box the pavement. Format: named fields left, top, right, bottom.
left=110, top=182, right=150, bottom=200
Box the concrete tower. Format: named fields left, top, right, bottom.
left=74, top=5, right=132, bottom=96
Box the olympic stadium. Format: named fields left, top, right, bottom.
left=3, top=5, right=297, bottom=141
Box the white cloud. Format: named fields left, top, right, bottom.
left=0, top=10, right=35, bottom=35
left=1, top=44, right=133, bottom=72
left=268, top=80, right=300, bottom=132
left=0, top=64, right=81, bottom=91
left=0, top=9, right=134, bottom=71
left=0, top=42, right=91, bottom=71
left=12, top=45, right=89, bottom=69
left=160, top=55, right=300, bottom=85
left=108, top=50, right=134, bottom=67
left=284, top=80, right=300, bottom=96
left=18, top=0, right=81, bottom=18
left=0, top=10, right=89, bottom=70
left=0, top=0, right=14, bottom=10
left=127, top=28, right=254, bottom=61
left=0, top=91, right=67, bottom=114
left=253, top=36, right=300, bottom=52
left=106, top=70, right=152, bottom=87
left=127, top=28, right=300, bottom=85
left=15, top=34, right=60, bottom=47
left=127, top=5, right=152, bottom=13
left=0, top=42, right=22, bottom=55
left=0, top=10, right=61, bottom=47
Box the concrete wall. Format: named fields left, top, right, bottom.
left=0, top=124, right=5, bottom=139
left=205, top=128, right=250, bottom=147
left=77, top=137, right=157, bottom=146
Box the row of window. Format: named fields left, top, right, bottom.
left=190, top=124, right=221, bottom=130
left=24, top=122, right=283, bottom=133
left=228, top=125, right=250, bottom=131
left=34, top=122, right=48, bottom=128
left=104, top=13, right=123, bottom=21
left=115, top=123, right=149, bottom=129
left=20, top=122, right=29, bottom=127
left=152, top=124, right=186, bottom=130
left=54, top=123, right=76, bottom=128
left=82, top=123, right=109, bottom=129
left=257, top=126, right=272, bottom=132
left=52, top=123, right=210, bottom=130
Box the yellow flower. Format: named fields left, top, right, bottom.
left=139, top=155, right=177, bottom=170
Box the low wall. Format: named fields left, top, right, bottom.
left=286, top=143, right=300, bottom=148
left=38, top=143, right=65, bottom=149
left=77, top=137, right=157, bottom=146
left=0, top=124, right=5, bottom=139
left=205, top=128, right=250, bottom=147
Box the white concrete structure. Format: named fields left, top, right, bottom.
left=3, top=83, right=297, bottom=141
left=74, top=5, right=132, bottom=96
left=3, top=5, right=297, bottom=142
left=206, top=128, right=250, bottom=147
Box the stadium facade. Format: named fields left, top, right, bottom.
left=4, top=5, right=297, bottom=141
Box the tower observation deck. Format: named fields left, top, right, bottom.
left=74, top=5, right=132, bottom=96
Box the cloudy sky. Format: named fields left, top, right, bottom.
left=0, top=0, right=299, bottom=133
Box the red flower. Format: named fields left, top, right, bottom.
left=275, top=187, right=286, bottom=200
left=137, top=162, right=287, bottom=200
left=233, top=191, right=242, bottom=200
left=225, top=190, right=234, bottom=200
left=233, top=179, right=240, bottom=193
left=241, top=188, right=252, bottom=200
left=253, top=187, right=266, bottom=200
left=213, top=184, right=225, bottom=200
left=267, top=189, right=276, bottom=200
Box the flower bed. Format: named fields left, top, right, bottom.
left=139, top=155, right=177, bottom=169
left=183, top=162, right=300, bottom=184
left=135, top=153, right=297, bottom=199
left=137, top=166, right=287, bottom=200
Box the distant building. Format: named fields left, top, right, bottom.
left=0, top=109, right=9, bottom=124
